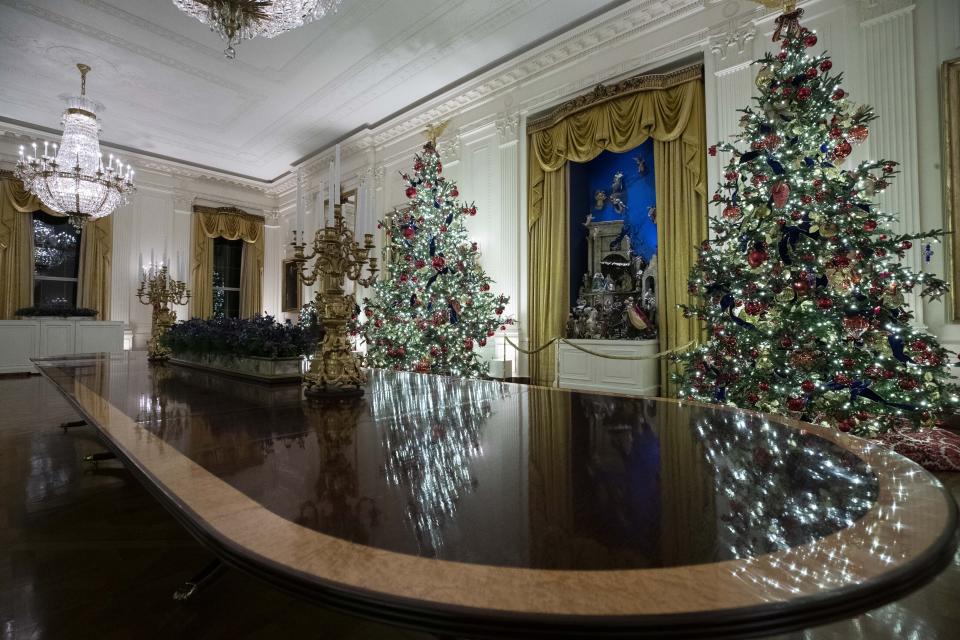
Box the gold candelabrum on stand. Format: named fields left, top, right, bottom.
left=292, top=205, right=378, bottom=397
left=136, top=264, right=190, bottom=362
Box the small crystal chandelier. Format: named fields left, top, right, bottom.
left=15, top=64, right=135, bottom=228
left=173, top=0, right=343, bottom=59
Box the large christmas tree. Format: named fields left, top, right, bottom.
left=356, top=140, right=509, bottom=378
left=676, top=11, right=958, bottom=436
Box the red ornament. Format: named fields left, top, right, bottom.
left=480, top=283, right=490, bottom=291
left=403, top=226, right=415, bottom=239
left=863, top=219, right=878, bottom=232
left=848, top=125, right=869, bottom=143
left=436, top=162, right=442, bottom=173
left=374, top=319, right=383, bottom=328
left=712, top=194, right=722, bottom=202
left=803, top=34, right=818, bottom=47
left=901, top=240, right=913, bottom=250
left=464, top=339, right=474, bottom=350
left=816, top=297, right=833, bottom=310
left=747, top=393, right=759, bottom=404
left=838, top=421, right=852, bottom=433
left=805, top=67, right=818, bottom=79
left=834, top=373, right=852, bottom=386
left=883, top=163, right=896, bottom=173
left=432, top=255, right=446, bottom=270
left=771, top=181, right=790, bottom=208
left=469, top=206, right=477, bottom=216
left=415, top=259, right=426, bottom=268
left=832, top=89, right=846, bottom=101
left=759, top=381, right=770, bottom=391
left=747, top=249, right=768, bottom=268
left=405, top=186, right=417, bottom=198
left=801, top=380, right=815, bottom=393
left=777, top=51, right=788, bottom=61
left=450, top=188, right=458, bottom=197
left=833, top=140, right=852, bottom=160
left=722, top=205, right=742, bottom=219
left=796, top=87, right=812, bottom=101
left=708, top=145, right=718, bottom=157
left=479, top=338, right=487, bottom=347
left=787, top=396, right=807, bottom=411
left=781, top=336, right=793, bottom=348
left=819, top=59, right=833, bottom=72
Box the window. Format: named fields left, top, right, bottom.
left=33, top=211, right=82, bottom=307
left=213, top=237, right=243, bottom=318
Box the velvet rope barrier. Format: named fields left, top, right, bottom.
left=503, top=335, right=694, bottom=361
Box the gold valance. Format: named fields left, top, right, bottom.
left=526, top=64, right=706, bottom=391
left=527, top=64, right=704, bottom=133
left=194, top=205, right=263, bottom=244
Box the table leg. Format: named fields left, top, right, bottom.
left=173, top=559, right=225, bottom=602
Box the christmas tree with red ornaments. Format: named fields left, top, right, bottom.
left=675, top=8, right=958, bottom=435
left=355, top=140, right=510, bottom=378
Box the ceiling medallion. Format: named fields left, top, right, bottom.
left=173, top=0, right=343, bottom=59
left=15, top=64, right=135, bottom=228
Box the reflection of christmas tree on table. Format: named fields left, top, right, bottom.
left=676, top=9, right=958, bottom=435
left=356, top=140, right=510, bottom=378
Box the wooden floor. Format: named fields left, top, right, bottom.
left=1, top=374, right=957, bottom=640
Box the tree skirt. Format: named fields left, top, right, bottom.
left=876, top=427, right=960, bottom=472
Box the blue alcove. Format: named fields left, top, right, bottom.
left=569, top=141, right=657, bottom=301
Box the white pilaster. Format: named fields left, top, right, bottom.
left=860, top=2, right=923, bottom=324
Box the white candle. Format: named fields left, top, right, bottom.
left=316, top=190, right=325, bottom=232
left=334, top=144, right=341, bottom=214
left=138, top=252, right=143, bottom=281
left=328, top=161, right=335, bottom=224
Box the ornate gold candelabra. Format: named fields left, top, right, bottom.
left=137, top=265, right=190, bottom=362
left=292, top=206, right=378, bottom=397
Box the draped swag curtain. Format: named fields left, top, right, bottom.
left=527, top=65, right=707, bottom=393
left=0, top=176, right=112, bottom=319
left=190, top=206, right=264, bottom=319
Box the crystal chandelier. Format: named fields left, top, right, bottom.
left=173, top=0, right=343, bottom=59
left=15, top=64, right=135, bottom=228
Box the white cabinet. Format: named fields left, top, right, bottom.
left=556, top=338, right=659, bottom=397
left=0, top=318, right=124, bottom=374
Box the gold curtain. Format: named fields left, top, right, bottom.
left=0, top=178, right=54, bottom=319
left=527, top=66, right=707, bottom=393
left=77, top=216, right=112, bottom=319
left=527, top=386, right=572, bottom=568
left=190, top=206, right=264, bottom=319
left=654, top=402, right=716, bottom=565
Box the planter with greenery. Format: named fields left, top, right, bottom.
left=161, top=315, right=314, bottom=382
left=15, top=305, right=98, bottom=318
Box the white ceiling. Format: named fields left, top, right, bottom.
left=0, top=0, right=621, bottom=181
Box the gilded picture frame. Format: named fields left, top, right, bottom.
left=943, top=57, right=960, bottom=319
left=281, top=259, right=301, bottom=313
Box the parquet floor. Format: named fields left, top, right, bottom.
left=1, top=374, right=957, bottom=640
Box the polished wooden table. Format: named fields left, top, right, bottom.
left=34, top=352, right=958, bottom=639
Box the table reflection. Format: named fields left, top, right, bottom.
left=52, top=355, right=880, bottom=571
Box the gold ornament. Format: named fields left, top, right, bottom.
left=755, top=66, right=774, bottom=89
left=820, top=222, right=840, bottom=237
